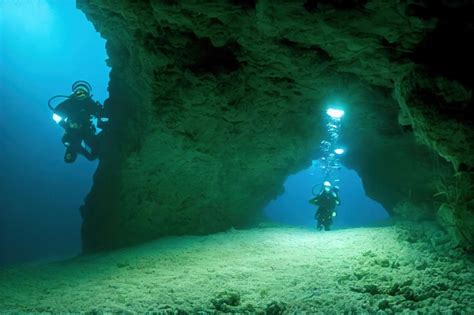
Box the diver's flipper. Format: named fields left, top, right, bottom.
left=64, top=149, right=77, bottom=163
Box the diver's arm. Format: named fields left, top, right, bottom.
left=95, top=101, right=104, bottom=118
left=332, top=191, right=341, bottom=206
left=309, top=197, right=319, bottom=205
left=332, top=195, right=338, bottom=217
left=53, top=101, right=70, bottom=129
left=90, top=99, right=109, bottom=128
left=86, top=98, right=103, bottom=118
left=58, top=119, right=68, bottom=129
left=322, top=193, right=338, bottom=217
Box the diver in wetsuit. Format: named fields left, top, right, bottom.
left=309, top=181, right=341, bottom=231
left=49, top=81, right=106, bottom=163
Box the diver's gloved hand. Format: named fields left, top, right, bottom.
left=332, top=212, right=336, bottom=217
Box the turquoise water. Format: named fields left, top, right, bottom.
left=0, top=0, right=109, bottom=265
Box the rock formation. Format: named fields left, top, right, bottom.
left=77, top=0, right=473, bottom=251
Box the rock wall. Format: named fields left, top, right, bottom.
left=77, top=0, right=473, bottom=251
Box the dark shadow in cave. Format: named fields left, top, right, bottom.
left=184, top=36, right=241, bottom=75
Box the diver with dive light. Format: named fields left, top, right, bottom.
left=48, top=81, right=108, bottom=163
left=309, top=181, right=341, bottom=231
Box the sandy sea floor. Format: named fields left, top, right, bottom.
left=1, top=221, right=473, bottom=314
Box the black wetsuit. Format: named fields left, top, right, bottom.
left=54, top=96, right=103, bottom=163
left=309, top=190, right=340, bottom=231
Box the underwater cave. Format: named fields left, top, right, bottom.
left=1, top=0, right=473, bottom=313
left=264, top=161, right=390, bottom=229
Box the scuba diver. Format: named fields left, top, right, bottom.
left=48, top=81, right=107, bottom=163
left=309, top=181, right=341, bottom=231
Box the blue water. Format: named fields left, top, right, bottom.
left=0, top=0, right=109, bottom=265
left=0, top=1, right=388, bottom=265
left=264, top=161, right=389, bottom=229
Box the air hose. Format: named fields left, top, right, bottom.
left=312, top=183, right=322, bottom=196
left=48, top=80, right=92, bottom=111
left=47, top=95, right=70, bottom=111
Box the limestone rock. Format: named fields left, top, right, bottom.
left=76, top=0, right=474, bottom=251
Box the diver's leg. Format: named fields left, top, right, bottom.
left=324, top=218, right=333, bottom=231
left=64, top=147, right=77, bottom=163
left=61, top=132, right=71, bottom=147
left=75, top=136, right=97, bottom=161
left=315, top=209, right=322, bottom=230
left=317, top=222, right=323, bottom=231
left=317, top=208, right=329, bottom=231
left=82, top=130, right=100, bottom=160
left=62, top=133, right=78, bottom=163
left=76, top=145, right=95, bottom=161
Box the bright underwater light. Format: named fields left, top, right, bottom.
left=52, top=113, right=63, bottom=123
left=334, top=148, right=345, bottom=155
left=326, top=108, right=345, bottom=119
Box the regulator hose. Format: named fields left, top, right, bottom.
left=47, top=95, right=70, bottom=111
left=312, top=183, right=322, bottom=196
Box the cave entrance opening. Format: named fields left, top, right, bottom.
left=0, top=1, right=109, bottom=265
left=263, top=160, right=390, bottom=229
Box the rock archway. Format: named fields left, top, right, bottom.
left=77, top=0, right=473, bottom=252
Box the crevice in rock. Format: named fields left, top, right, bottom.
left=303, top=0, right=368, bottom=12
left=280, top=38, right=333, bottom=62
left=230, top=0, right=256, bottom=10
left=184, top=35, right=241, bottom=75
